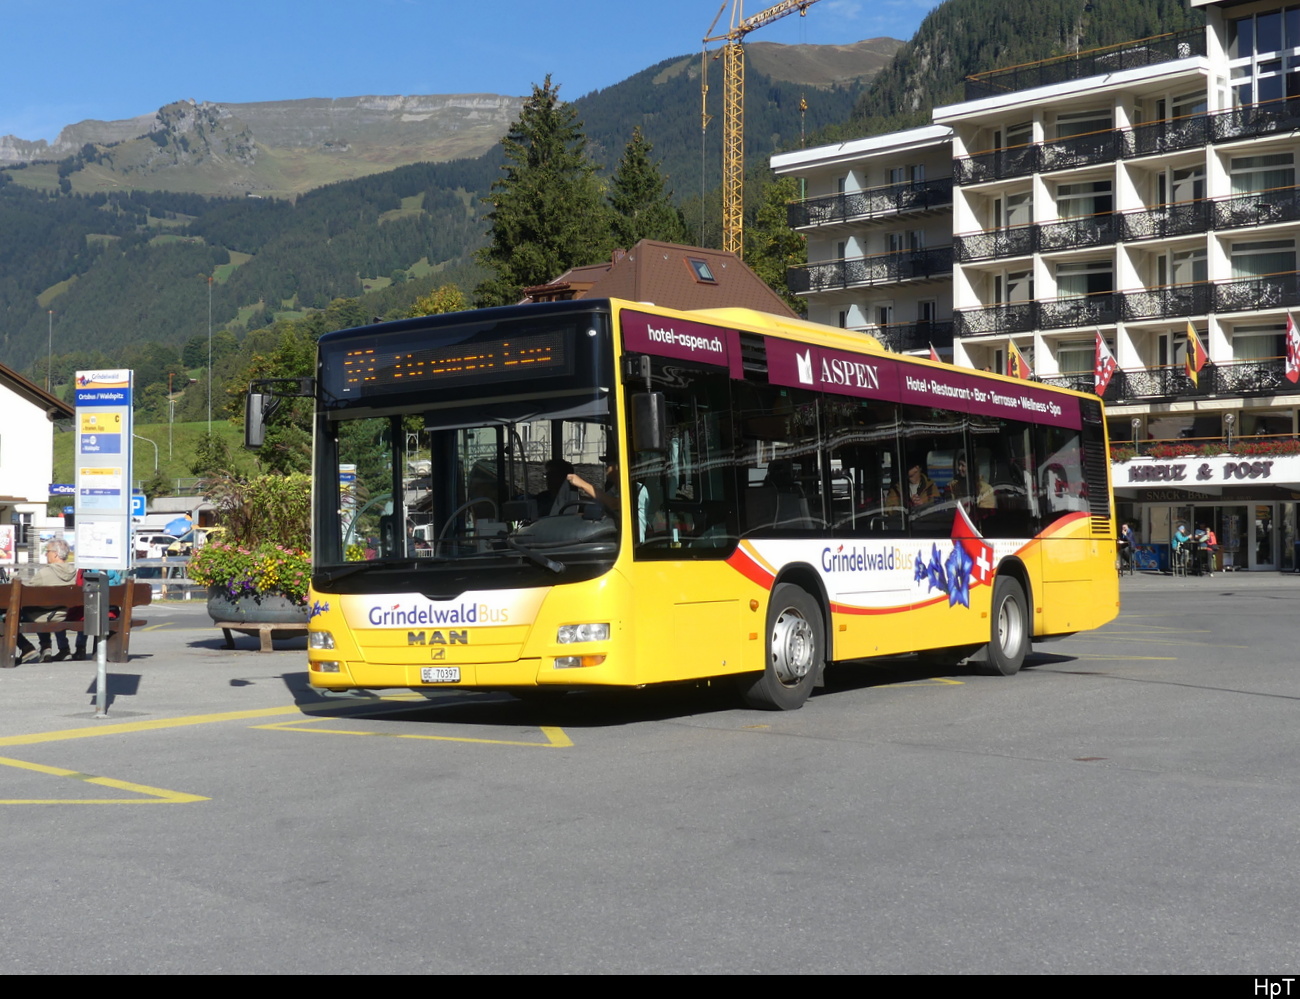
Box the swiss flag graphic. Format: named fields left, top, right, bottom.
left=951, top=504, right=993, bottom=587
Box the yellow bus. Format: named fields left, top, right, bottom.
left=280, top=298, right=1118, bottom=709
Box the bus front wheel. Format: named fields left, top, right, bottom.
left=979, top=576, right=1029, bottom=676
left=740, top=584, right=823, bottom=710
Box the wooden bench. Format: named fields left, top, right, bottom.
left=0, top=579, right=151, bottom=667
left=216, top=620, right=308, bottom=653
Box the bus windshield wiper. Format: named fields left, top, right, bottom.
left=316, top=557, right=432, bottom=582
left=504, top=537, right=565, bottom=574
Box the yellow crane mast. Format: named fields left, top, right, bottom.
left=703, top=0, right=820, bottom=258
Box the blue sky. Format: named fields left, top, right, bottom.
left=4, top=0, right=940, bottom=142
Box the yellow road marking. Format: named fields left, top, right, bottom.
left=897, top=677, right=965, bottom=687
left=1068, top=654, right=1178, bottom=661
left=252, top=717, right=573, bottom=748
left=0, top=754, right=208, bottom=805
left=0, top=695, right=430, bottom=748
left=1071, top=635, right=1248, bottom=648
left=0, top=706, right=304, bottom=748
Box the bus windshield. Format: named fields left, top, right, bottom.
left=313, top=305, right=617, bottom=589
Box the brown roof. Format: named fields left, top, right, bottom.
left=525, top=241, right=799, bottom=318
left=0, top=362, right=74, bottom=419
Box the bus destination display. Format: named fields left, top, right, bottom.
left=335, top=330, right=570, bottom=398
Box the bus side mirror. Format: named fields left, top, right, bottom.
left=631, top=392, right=667, bottom=453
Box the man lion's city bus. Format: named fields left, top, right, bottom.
left=255, top=298, right=1118, bottom=709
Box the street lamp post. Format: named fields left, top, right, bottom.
left=46, top=310, right=53, bottom=392
left=206, top=275, right=213, bottom=436
left=133, top=433, right=159, bottom=474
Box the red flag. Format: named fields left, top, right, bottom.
left=1094, top=330, right=1117, bottom=395
left=1287, top=314, right=1300, bottom=384
left=951, top=504, right=993, bottom=587
left=1007, top=341, right=1032, bottom=380
left=929, top=342, right=940, bottom=363
left=1185, top=322, right=1206, bottom=387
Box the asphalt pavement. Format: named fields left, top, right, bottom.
left=0, top=576, right=1297, bottom=974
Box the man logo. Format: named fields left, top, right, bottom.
left=796, top=349, right=815, bottom=385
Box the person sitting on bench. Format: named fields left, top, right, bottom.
left=16, top=538, right=77, bottom=664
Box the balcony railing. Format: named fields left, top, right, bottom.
left=954, top=188, right=1300, bottom=265
left=963, top=29, right=1205, bottom=101
left=1039, top=292, right=1118, bottom=329
left=1211, top=95, right=1300, bottom=143
left=956, top=272, right=1300, bottom=333
left=1038, top=213, right=1116, bottom=253
left=1120, top=282, right=1212, bottom=321
left=1125, top=112, right=1210, bottom=158
left=1042, top=358, right=1290, bottom=403
left=953, top=301, right=1037, bottom=337
left=1118, top=199, right=1210, bottom=241
left=955, top=95, right=1300, bottom=187
left=1212, top=186, right=1300, bottom=230
left=787, top=178, right=953, bottom=229
left=954, top=143, right=1039, bottom=185
left=788, top=246, right=953, bottom=294
left=869, top=320, right=954, bottom=354
left=1214, top=271, right=1300, bottom=313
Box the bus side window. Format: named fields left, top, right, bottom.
left=823, top=398, right=902, bottom=538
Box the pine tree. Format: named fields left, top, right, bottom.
left=608, top=127, right=688, bottom=248
left=474, top=77, right=612, bottom=307
left=745, top=176, right=806, bottom=316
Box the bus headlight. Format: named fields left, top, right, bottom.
left=557, top=623, right=609, bottom=644
left=309, top=631, right=335, bottom=649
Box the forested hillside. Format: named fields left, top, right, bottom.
left=0, top=55, right=866, bottom=372
left=829, top=0, right=1204, bottom=138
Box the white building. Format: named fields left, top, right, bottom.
left=775, top=0, right=1300, bottom=570
left=0, top=363, right=73, bottom=566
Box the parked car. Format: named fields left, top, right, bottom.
left=133, top=533, right=179, bottom=559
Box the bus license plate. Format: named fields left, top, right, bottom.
left=421, top=667, right=460, bottom=683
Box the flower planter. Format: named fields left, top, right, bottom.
left=206, top=586, right=308, bottom=636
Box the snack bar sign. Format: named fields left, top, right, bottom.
left=74, top=369, right=133, bottom=570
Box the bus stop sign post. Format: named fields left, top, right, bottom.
left=82, top=572, right=111, bottom=717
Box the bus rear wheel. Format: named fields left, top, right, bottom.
left=740, top=584, right=823, bottom=710
left=978, top=576, right=1029, bottom=676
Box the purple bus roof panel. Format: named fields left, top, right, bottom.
left=621, top=310, right=732, bottom=368
left=767, top=336, right=1082, bottom=430
left=766, top=338, right=901, bottom=402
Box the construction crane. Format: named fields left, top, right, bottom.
left=703, top=0, right=820, bottom=259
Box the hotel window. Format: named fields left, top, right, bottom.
left=1156, top=249, right=1207, bottom=286
left=1231, top=238, right=1296, bottom=277
left=1058, top=340, right=1098, bottom=375
left=1230, top=153, right=1295, bottom=194
left=1054, top=108, right=1112, bottom=139
left=994, top=269, right=1034, bottom=304
left=994, top=191, right=1033, bottom=229
left=1055, top=260, right=1114, bottom=298
left=1229, top=9, right=1300, bottom=103
left=1057, top=180, right=1113, bottom=219
left=1158, top=165, right=1205, bottom=205
left=996, top=121, right=1033, bottom=150
left=1233, top=322, right=1286, bottom=360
